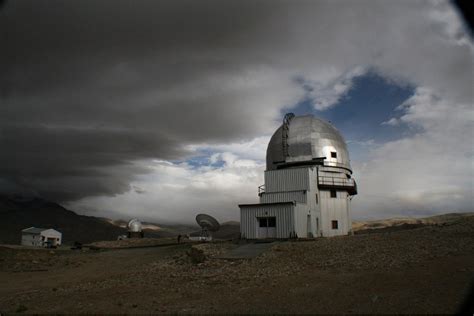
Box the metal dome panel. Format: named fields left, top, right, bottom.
left=266, top=114, right=351, bottom=171
left=127, top=218, right=142, bottom=232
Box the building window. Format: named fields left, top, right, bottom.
left=332, top=220, right=338, bottom=229
left=267, top=217, right=276, bottom=227
left=330, top=190, right=337, bottom=198
left=331, top=151, right=337, bottom=158
left=315, top=193, right=318, bottom=204
left=259, top=217, right=276, bottom=227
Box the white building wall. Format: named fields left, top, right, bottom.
left=307, top=167, right=321, bottom=237
left=264, top=168, right=309, bottom=192
left=258, top=166, right=322, bottom=238
left=240, top=203, right=295, bottom=239
left=260, top=190, right=307, bottom=203
left=240, top=165, right=352, bottom=239
left=320, top=190, right=350, bottom=237
left=41, top=229, right=62, bottom=246
left=21, top=233, right=42, bottom=246
left=21, top=229, right=62, bottom=247
left=293, top=203, right=318, bottom=238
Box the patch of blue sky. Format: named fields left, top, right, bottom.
left=287, top=71, right=416, bottom=161
left=174, top=150, right=225, bottom=169
left=182, top=72, right=416, bottom=167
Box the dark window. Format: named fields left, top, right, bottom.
left=332, top=220, right=338, bottom=229
left=315, top=193, right=318, bottom=204
left=259, top=217, right=276, bottom=227
left=267, top=217, right=276, bottom=227
left=331, top=151, right=337, bottom=158
left=330, top=190, right=337, bottom=198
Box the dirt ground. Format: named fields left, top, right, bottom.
left=1, top=217, right=473, bottom=314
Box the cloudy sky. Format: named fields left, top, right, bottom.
left=1, top=0, right=472, bottom=224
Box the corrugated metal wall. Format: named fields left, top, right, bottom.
left=240, top=204, right=295, bottom=239
left=260, top=190, right=307, bottom=203
left=319, top=190, right=350, bottom=237
left=264, top=168, right=309, bottom=192
left=240, top=165, right=352, bottom=239
left=21, top=233, right=41, bottom=247
left=293, top=204, right=314, bottom=238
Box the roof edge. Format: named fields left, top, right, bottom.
left=239, top=201, right=296, bottom=207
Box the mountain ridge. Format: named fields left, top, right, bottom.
left=0, top=196, right=195, bottom=244
left=2, top=195, right=471, bottom=244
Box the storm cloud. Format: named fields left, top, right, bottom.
left=0, top=0, right=472, bottom=221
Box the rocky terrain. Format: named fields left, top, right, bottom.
left=0, top=215, right=473, bottom=314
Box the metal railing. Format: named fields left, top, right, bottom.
left=318, top=176, right=355, bottom=187
left=258, top=184, right=265, bottom=196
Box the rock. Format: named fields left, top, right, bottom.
left=187, top=247, right=207, bottom=264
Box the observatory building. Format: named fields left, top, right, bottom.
left=239, top=114, right=357, bottom=239
left=127, top=219, right=144, bottom=238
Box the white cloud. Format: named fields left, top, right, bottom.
left=70, top=146, right=266, bottom=224
left=70, top=86, right=473, bottom=222
left=381, top=118, right=400, bottom=126
left=187, top=136, right=270, bottom=162
left=27, top=0, right=473, bottom=221
left=352, top=87, right=473, bottom=219
left=294, top=66, right=367, bottom=110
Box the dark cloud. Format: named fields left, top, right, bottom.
left=0, top=0, right=297, bottom=201
left=0, top=125, right=184, bottom=200
left=0, top=0, right=471, bottom=206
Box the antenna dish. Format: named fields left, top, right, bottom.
left=196, top=214, right=220, bottom=232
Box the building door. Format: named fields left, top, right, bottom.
left=257, top=217, right=276, bottom=238
left=307, top=214, right=312, bottom=238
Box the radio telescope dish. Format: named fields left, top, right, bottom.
left=193, top=214, right=220, bottom=241
left=196, top=214, right=220, bottom=232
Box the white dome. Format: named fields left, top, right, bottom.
left=266, top=114, right=351, bottom=171
left=128, top=219, right=142, bottom=232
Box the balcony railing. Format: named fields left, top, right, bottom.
left=318, top=176, right=357, bottom=195
left=258, top=184, right=265, bottom=196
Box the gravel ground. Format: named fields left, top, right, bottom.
left=87, top=237, right=181, bottom=249
left=0, top=217, right=473, bottom=314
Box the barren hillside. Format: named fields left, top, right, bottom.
left=352, top=212, right=474, bottom=232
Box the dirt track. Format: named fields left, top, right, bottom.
left=1, top=217, right=473, bottom=314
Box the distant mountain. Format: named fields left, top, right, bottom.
left=213, top=221, right=240, bottom=239
left=103, top=218, right=197, bottom=237
left=0, top=196, right=194, bottom=244
left=352, top=212, right=474, bottom=233
left=7, top=194, right=467, bottom=244
left=0, top=195, right=130, bottom=244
